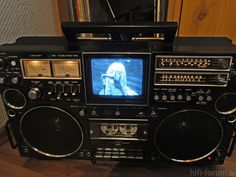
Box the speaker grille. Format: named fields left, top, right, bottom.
left=154, top=109, right=223, bottom=163
left=20, top=106, right=84, bottom=157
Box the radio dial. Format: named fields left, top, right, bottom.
left=28, top=88, right=41, bottom=100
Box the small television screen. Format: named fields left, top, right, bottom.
left=90, top=58, right=143, bottom=97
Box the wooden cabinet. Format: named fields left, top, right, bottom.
left=167, top=0, right=236, bottom=43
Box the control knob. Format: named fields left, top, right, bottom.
left=161, top=94, right=168, bottom=101
left=177, top=94, right=183, bottom=100
left=11, top=76, right=20, bottom=84
left=198, top=95, right=204, bottom=101
left=79, top=109, right=86, bottom=117
left=28, top=88, right=41, bottom=100
left=169, top=94, right=176, bottom=101
left=154, top=94, right=159, bottom=101
left=186, top=95, right=192, bottom=101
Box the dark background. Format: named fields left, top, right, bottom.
left=89, top=0, right=155, bottom=22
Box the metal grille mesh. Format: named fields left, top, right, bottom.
left=0, top=0, right=60, bottom=127
left=0, top=0, right=59, bottom=44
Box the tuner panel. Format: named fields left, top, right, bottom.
left=155, top=55, right=232, bottom=71
left=154, top=72, right=229, bottom=87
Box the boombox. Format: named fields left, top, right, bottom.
left=0, top=22, right=235, bottom=164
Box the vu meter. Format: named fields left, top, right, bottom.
left=22, top=60, right=51, bottom=78
left=52, top=60, right=81, bottom=79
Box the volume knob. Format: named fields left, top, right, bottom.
left=28, top=88, right=41, bottom=100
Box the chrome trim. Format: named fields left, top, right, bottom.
left=90, top=137, right=147, bottom=141
left=82, top=52, right=152, bottom=55
left=132, top=37, right=164, bottom=41
left=20, top=59, right=82, bottom=80
left=228, top=115, right=236, bottom=124
left=86, top=103, right=148, bottom=106
left=89, top=118, right=148, bottom=122
left=3, top=89, right=27, bottom=110
left=215, top=93, right=236, bottom=115
left=154, top=71, right=229, bottom=87
left=82, top=52, right=151, bottom=106
left=154, top=109, right=224, bottom=163
left=77, top=37, right=112, bottom=41
left=7, top=110, right=16, bottom=117
left=155, top=55, right=233, bottom=71
left=20, top=106, right=84, bottom=158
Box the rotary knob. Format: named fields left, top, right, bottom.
left=79, top=109, right=86, bottom=117
left=161, top=94, right=168, bottom=101
left=11, top=76, right=20, bottom=84
left=186, top=95, right=192, bottom=101
left=198, top=95, right=204, bottom=101
left=28, top=88, right=41, bottom=100
left=154, top=94, right=159, bottom=101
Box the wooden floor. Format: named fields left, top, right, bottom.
left=0, top=140, right=235, bottom=177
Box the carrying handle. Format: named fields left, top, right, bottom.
left=4, top=119, right=18, bottom=149
left=62, top=22, right=177, bottom=44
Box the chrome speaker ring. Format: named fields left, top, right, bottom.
left=20, top=106, right=84, bottom=158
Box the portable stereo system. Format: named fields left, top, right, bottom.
left=0, top=22, right=235, bottom=164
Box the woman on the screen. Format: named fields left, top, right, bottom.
left=99, top=62, right=138, bottom=96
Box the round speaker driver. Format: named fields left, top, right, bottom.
left=20, top=106, right=83, bottom=158
left=154, top=109, right=223, bottom=163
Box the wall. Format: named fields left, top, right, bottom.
left=0, top=0, right=62, bottom=128
left=0, top=0, right=61, bottom=44
left=167, top=0, right=236, bottom=43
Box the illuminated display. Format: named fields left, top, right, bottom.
left=23, top=60, right=51, bottom=77
left=52, top=60, right=81, bottom=79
